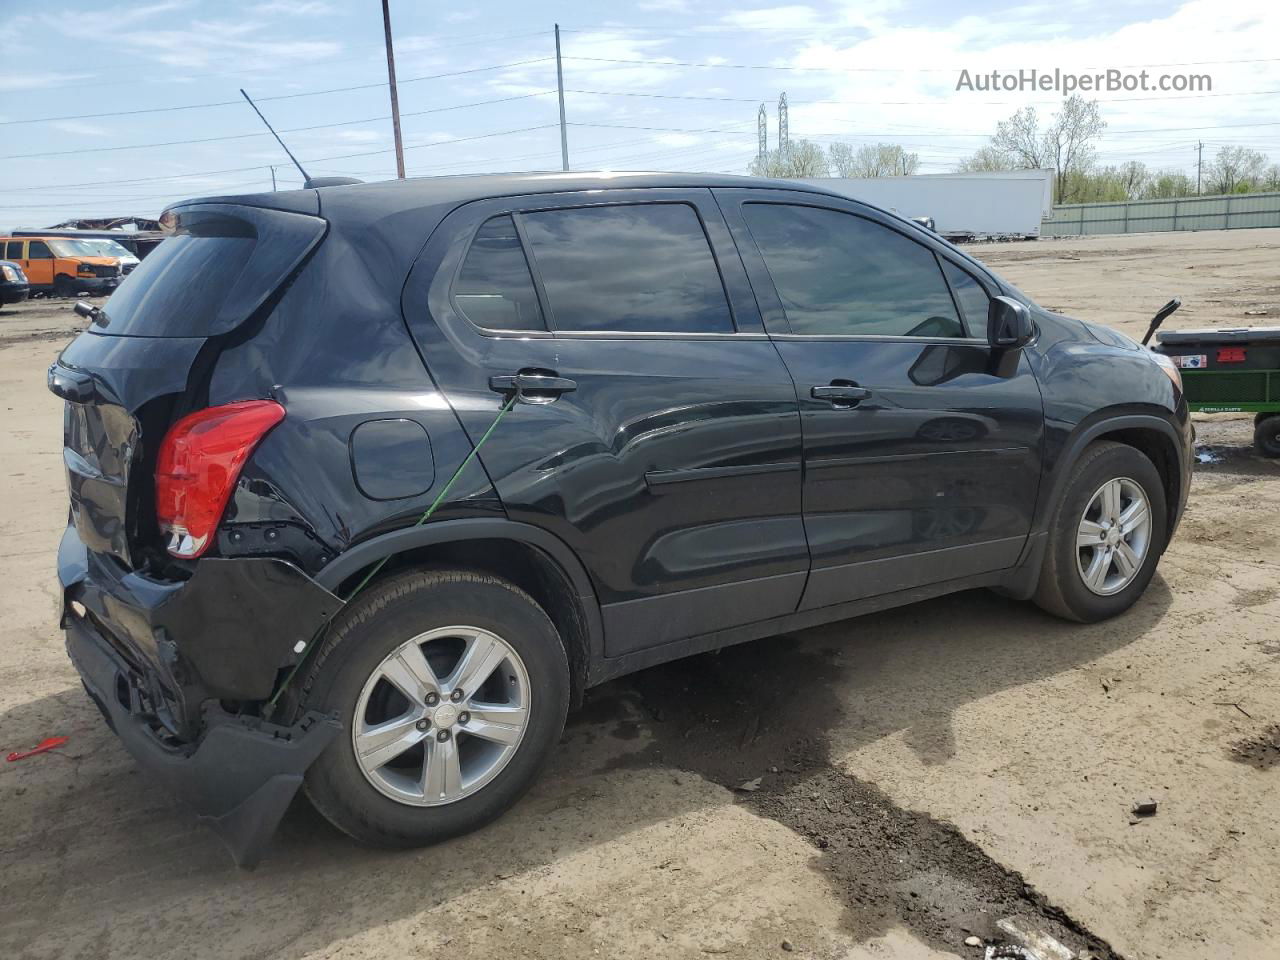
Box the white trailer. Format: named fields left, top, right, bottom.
left=797, top=169, right=1054, bottom=239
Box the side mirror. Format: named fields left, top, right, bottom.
left=987, top=295, right=1033, bottom=350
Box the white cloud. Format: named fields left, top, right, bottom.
left=767, top=0, right=1280, bottom=174
left=490, top=28, right=678, bottom=100
left=51, top=121, right=111, bottom=137
left=656, top=132, right=703, bottom=147
left=48, top=3, right=341, bottom=69
left=257, top=0, right=338, bottom=14
left=0, top=72, right=96, bottom=91
left=723, top=6, right=822, bottom=31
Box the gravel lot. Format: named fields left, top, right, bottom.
left=1, top=228, right=1277, bottom=960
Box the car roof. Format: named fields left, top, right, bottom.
left=180, top=170, right=849, bottom=214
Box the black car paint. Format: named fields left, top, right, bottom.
left=1, top=260, right=30, bottom=304
left=51, top=172, right=1192, bottom=864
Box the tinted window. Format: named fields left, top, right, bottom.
left=4, top=241, right=21, bottom=259
left=521, top=203, right=733, bottom=333
left=942, top=259, right=990, bottom=333
left=453, top=215, right=545, bottom=331
left=743, top=204, right=963, bottom=338
left=28, top=240, right=53, bottom=260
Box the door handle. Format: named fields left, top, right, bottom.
left=811, top=384, right=871, bottom=407
left=489, top=372, right=578, bottom=403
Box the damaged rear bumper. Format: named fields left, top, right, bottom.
left=57, top=524, right=344, bottom=866
left=68, top=617, right=338, bottom=867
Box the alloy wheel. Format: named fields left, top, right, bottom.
left=351, top=626, right=530, bottom=806
left=1075, top=477, right=1152, bottom=596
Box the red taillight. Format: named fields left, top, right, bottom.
left=155, top=400, right=285, bottom=558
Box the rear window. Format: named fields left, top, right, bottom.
left=96, top=205, right=324, bottom=338
left=453, top=215, right=546, bottom=331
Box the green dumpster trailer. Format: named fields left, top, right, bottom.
left=1153, top=326, right=1280, bottom=457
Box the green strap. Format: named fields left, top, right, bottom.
left=266, top=392, right=519, bottom=711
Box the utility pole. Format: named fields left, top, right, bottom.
left=381, top=0, right=406, bottom=179
left=1196, top=140, right=1203, bottom=195
left=270, top=165, right=277, bottom=191
left=757, top=103, right=767, bottom=160
left=555, top=24, right=569, bottom=171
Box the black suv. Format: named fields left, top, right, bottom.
left=51, top=173, right=1192, bottom=865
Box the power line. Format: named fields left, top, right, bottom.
left=565, top=87, right=1280, bottom=107
left=0, top=57, right=554, bottom=127
left=567, top=119, right=1280, bottom=139
left=562, top=54, right=1280, bottom=73
left=24, top=30, right=557, bottom=95
left=0, top=124, right=561, bottom=194
left=0, top=92, right=557, bottom=161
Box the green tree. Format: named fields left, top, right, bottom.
left=1142, top=171, right=1196, bottom=199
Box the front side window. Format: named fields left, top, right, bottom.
left=453, top=215, right=545, bottom=331
left=27, top=240, right=53, bottom=260
left=941, top=259, right=991, bottom=333
left=743, top=203, right=963, bottom=338
left=520, top=203, right=734, bottom=334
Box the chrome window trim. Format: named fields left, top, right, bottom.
left=769, top=333, right=989, bottom=345
left=476, top=328, right=771, bottom=342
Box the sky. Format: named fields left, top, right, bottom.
left=1, top=0, right=1277, bottom=228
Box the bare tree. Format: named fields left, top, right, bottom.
left=963, top=95, right=1105, bottom=202
left=1043, top=96, right=1106, bottom=204
left=955, top=145, right=1015, bottom=173
left=991, top=107, right=1047, bottom=168
left=1206, top=146, right=1269, bottom=194
left=1116, top=161, right=1150, bottom=200
left=750, top=140, right=830, bottom=178
left=828, top=142, right=919, bottom=177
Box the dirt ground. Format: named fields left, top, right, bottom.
left=1, top=228, right=1278, bottom=960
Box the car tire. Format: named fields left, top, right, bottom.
left=298, top=567, right=570, bottom=848
left=54, top=275, right=76, bottom=298
left=1254, top=415, right=1280, bottom=458
left=1033, top=441, right=1167, bottom=623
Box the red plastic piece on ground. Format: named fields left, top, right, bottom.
left=6, top=736, right=69, bottom=761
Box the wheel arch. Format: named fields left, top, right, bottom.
left=316, top=519, right=603, bottom=704
left=1039, top=413, right=1185, bottom=548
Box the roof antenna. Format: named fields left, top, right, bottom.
left=239, top=89, right=362, bottom=189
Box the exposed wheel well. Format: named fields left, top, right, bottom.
left=1089, top=426, right=1181, bottom=544
left=333, top=539, right=591, bottom=706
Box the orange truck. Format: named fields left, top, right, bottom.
left=0, top=236, right=123, bottom=297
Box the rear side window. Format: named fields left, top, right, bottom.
left=520, top=203, right=734, bottom=334
left=4, top=241, right=21, bottom=259
left=941, top=259, right=991, bottom=333
left=98, top=206, right=323, bottom=338
left=743, top=203, right=963, bottom=338
left=453, top=215, right=545, bottom=331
